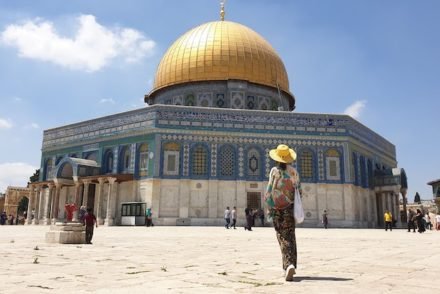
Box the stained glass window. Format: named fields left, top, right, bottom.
left=219, top=145, right=235, bottom=177
left=139, top=144, right=148, bottom=176
left=326, top=149, right=341, bottom=180
left=300, top=150, right=313, bottom=179
left=192, top=145, right=208, bottom=176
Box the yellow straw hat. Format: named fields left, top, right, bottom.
left=269, top=144, right=297, bottom=163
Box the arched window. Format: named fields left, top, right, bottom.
left=119, top=146, right=131, bottom=173
left=191, top=145, right=208, bottom=177
left=219, top=145, right=235, bottom=178
left=44, top=158, right=53, bottom=181
left=246, top=148, right=261, bottom=178
left=325, top=149, right=341, bottom=181
left=163, top=142, right=180, bottom=176
left=138, top=144, right=149, bottom=177
left=299, top=150, right=315, bottom=182
left=103, top=150, right=113, bottom=174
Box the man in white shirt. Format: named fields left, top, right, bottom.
left=435, top=214, right=440, bottom=231
left=231, top=207, right=237, bottom=229
left=224, top=207, right=231, bottom=229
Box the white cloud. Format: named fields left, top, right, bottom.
left=99, top=98, right=116, bottom=104
left=0, top=162, right=37, bottom=193
left=344, top=100, right=366, bottom=119
left=23, top=122, right=39, bottom=129
left=0, top=118, right=13, bottom=129
left=1, top=14, right=156, bottom=72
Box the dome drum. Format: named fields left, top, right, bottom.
left=147, top=80, right=295, bottom=111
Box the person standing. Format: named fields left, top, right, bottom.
left=415, top=209, right=425, bottom=233
left=407, top=209, right=416, bottom=232
left=231, top=206, right=237, bottom=229
left=436, top=213, right=440, bottom=231
left=146, top=208, right=154, bottom=227
left=0, top=211, right=6, bottom=225
left=79, top=206, right=87, bottom=225
left=425, top=213, right=432, bottom=230
left=384, top=210, right=393, bottom=231
left=83, top=208, right=98, bottom=244
left=265, top=144, right=300, bottom=281
left=224, top=206, right=231, bottom=229
left=322, top=210, right=329, bottom=229
left=244, top=207, right=253, bottom=231
left=259, top=209, right=265, bottom=227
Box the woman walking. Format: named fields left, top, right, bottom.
left=265, top=144, right=300, bottom=281
left=415, top=209, right=425, bottom=233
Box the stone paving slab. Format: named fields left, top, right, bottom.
left=1, top=226, right=439, bottom=293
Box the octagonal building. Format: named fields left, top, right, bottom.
left=32, top=17, right=404, bottom=228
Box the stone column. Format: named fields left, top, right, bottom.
left=52, top=183, right=62, bottom=223
left=72, top=182, right=82, bottom=222
left=394, top=192, right=401, bottom=227
left=38, top=188, right=45, bottom=225
left=388, top=192, right=393, bottom=213
left=401, top=188, right=408, bottom=223
left=82, top=180, right=91, bottom=208
left=45, top=184, right=54, bottom=225
left=105, top=177, right=117, bottom=226
left=33, top=187, right=41, bottom=225
left=95, top=178, right=105, bottom=225
left=26, top=185, right=34, bottom=225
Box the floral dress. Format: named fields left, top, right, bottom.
left=265, top=165, right=300, bottom=270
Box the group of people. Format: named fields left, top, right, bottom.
left=0, top=211, right=29, bottom=225
left=384, top=208, right=440, bottom=233
left=223, top=206, right=266, bottom=231
left=407, top=209, right=439, bottom=233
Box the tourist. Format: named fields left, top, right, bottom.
left=83, top=207, right=98, bottom=244
left=407, top=209, right=416, bottom=232
left=231, top=206, right=237, bottom=229
left=0, top=211, right=6, bottom=225
left=425, top=213, right=432, bottom=230
left=415, top=209, right=425, bottom=233
left=79, top=206, right=87, bottom=225
left=264, top=144, right=300, bottom=281
left=322, top=210, right=329, bottom=229
left=259, top=208, right=265, bottom=226
left=8, top=214, right=14, bottom=225
left=146, top=208, right=154, bottom=227
left=435, top=213, right=440, bottom=230
left=244, top=207, right=253, bottom=231
left=224, top=206, right=231, bottom=229
left=384, top=210, right=393, bottom=231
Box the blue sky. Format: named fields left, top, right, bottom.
left=0, top=0, right=439, bottom=201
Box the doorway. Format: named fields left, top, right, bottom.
left=246, top=192, right=261, bottom=210
left=87, top=184, right=96, bottom=211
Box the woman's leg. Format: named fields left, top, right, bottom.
left=273, top=208, right=297, bottom=270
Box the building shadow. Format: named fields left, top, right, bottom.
left=293, top=276, right=353, bottom=282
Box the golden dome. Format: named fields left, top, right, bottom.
left=151, top=21, right=290, bottom=96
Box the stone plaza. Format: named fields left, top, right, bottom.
left=1, top=225, right=439, bottom=293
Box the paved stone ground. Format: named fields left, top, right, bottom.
left=1, top=225, right=439, bottom=293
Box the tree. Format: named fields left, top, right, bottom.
left=17, top=197, right=28, bottom=214
left=414, top=192, right=421, bottom=204
left=29, top=169, right=40, bottom=184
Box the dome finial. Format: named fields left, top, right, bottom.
left=220, top=0, right=226, bottom=21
